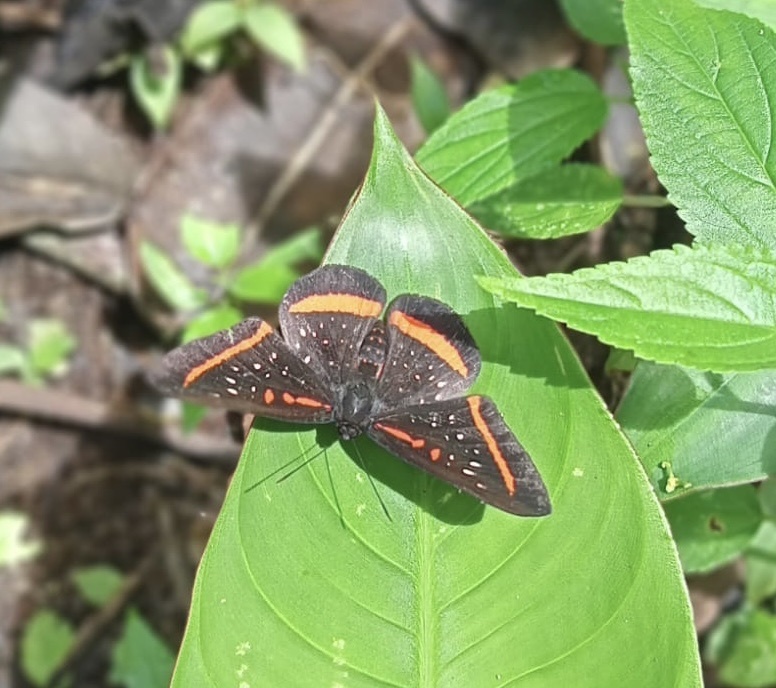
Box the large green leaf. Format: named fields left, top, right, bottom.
left=470, top=163, right=622, bottom=239
left=693, top=0, right=776, bottom=33
left=171, top=109, right=700, bottom=686
left=617, top=362, right=776, bottom=499
left=416, top=69, right=607, bottom=206
left=626, top=0, right=776, bottom=250
left=480, top=244, right=776, bottom=372
left=663, top=485, right=762, bottom=573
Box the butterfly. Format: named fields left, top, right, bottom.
left=151, top=264, right=550, bottom=516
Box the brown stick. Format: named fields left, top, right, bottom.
left=44, top=554, right=155, bottom=688
left=0, top=380, right=240, bottom=463
left=243, top=18, right=414, bottom=249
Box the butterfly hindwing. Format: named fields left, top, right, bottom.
left=151, top=317, right=334, bottom=423
left=374, top=294, right=481, bottom=410
left=368, top=395, right=550, bottom=516
left=279, top=264, right=387, bottom=387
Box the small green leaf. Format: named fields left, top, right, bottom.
left=618, top=364, right=776, bottom=498
left=140, top=242, right=207, bottom=312
left=21, top=610, right=75, bottom=687
left=604, top=348, right=636, bottom=374
left=180, top=0, right=241, bottom=55
left=471, top=164, right=623, bottom=238
left=664, top=485, right=762, bottom=574
left=417, top=69, right=608, bottom=205
left=229, top=262, right=297, bottom=303
left=182, top=304, right=243, bottom=343
left=257, top=226, right=322, bottom=267
left=707, top=608, right=776, bottom=687
left=693, top=0, right=776, bottom=33
left=0, top=511, right=41, bottom=568
left=759, top=479, right=776, bottom=519
left=28, top=319, right=76, bottom=379
left=559, top=0, right=626, bottom=45
left=410, top=55, right=451, bottom=135
left=242, top=3, right=305, bottom=71
left=480, top=244, right=776, bottom=372
left=626, top=0, right=776, bottom=249
left=181, top=402, right=208, bottom=433
left=0, top=344, right=27, bottom=377
left=72, top=566, right=124, bottom=607
left=188, top=42, right=225, bottom=72
left=180, top=215, right=241, bottom=269
left=111, top=609, right=175, bottom=688
left=228, top=227, right=322, bottom=303
left=746, top=520, right=776, bottom=605
left=130, top=46, right=182, bottom=130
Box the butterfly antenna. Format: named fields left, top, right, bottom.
left=276, top=446, right=327, bottom=483
left=244, top=443, right=324, bottom=493
left=323, top=448, right=346, bottom=528
left=353, top=440, right=392, bottom=522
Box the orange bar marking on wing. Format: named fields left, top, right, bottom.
left=282, top=392, right=330, bottom=410
left=388, top=312, right=468, bottom=377
left=264, top=389, right=275, bottom=405
left=294, top=396, right=328, bottom=409
left=467, top=396, right=516, bottom=496
left=374, top=423, right=425, bottom=449
left=430, top=447, right=441, bottom=462
left=184, top=321, right=274, bottom=387
left=289, top=293, right=382, bottom=318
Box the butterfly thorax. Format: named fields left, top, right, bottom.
left=334, top=322, right=387, bottom=440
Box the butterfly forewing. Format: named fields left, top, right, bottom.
left=368, top=395, right=550, bottom=516
left=151, top=317, right=334, bottom=423
left=279, top=264, right=387, bottom=387
left=374, top=295, right=481, bottom=411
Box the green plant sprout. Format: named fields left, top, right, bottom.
left=0, top=318, right=76, bottom=386
left=131, top=0, right=307, bottom=130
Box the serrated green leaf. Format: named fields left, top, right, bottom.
left=559, top=0, right=626, bottom=44
left=746, top=520, right=776, bottom=605
left=242, top=3, right=305, bottom=71
left=72, top=566, right=124, bottom=607
left=130, top=46, right=182, bottom=130
left=617, top=363, right=776, bottom=499
left=664, top=485, right=762, bottom=573
left=0, top=344, right=27, bottom=377
left=410, top=55, right=451, bottom=135
left=471, top=163, right=623, bottom=238
left=171, top=106, right=700, bottom=687
left=21, top=611, right=74, bottom=687
left=182, top=305, right=243, bottom=343
left=140, top=242, right=207, bottom=312
left=28, top=319, right=76, bottom=378
left=707, top=608, right=776, bottom=687
left=0, top=511, right=40, bottom=567
left=111, top=609, right=174, bottom=688
left=180, top=215, right=240, bottom=269
left=180, top=0, right=241, bottom=55
left=626, top=0, right=776, bottom=249
left=480, top=244, right=776, bottom=371
left=694, top=0, right=776, bottom=32
left=417, top=69, right=608, bottom=205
